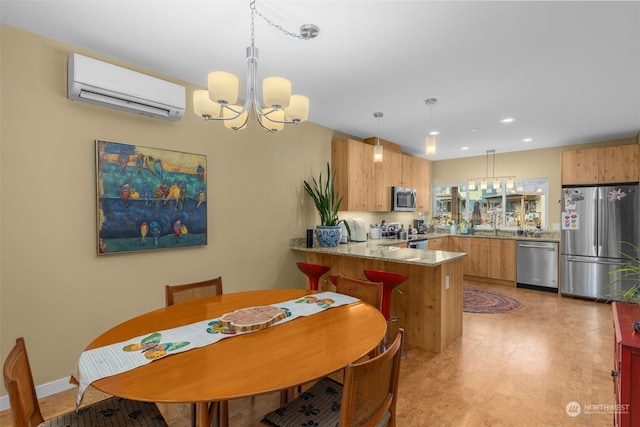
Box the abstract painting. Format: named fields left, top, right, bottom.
left=96, top=140, right=207, bottom=254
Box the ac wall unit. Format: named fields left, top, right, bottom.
left=67, top=53, right=185, bottom=121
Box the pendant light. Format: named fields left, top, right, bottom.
left=425, top=98, right=437, bottom=155
left=373, top=112, right=384, bottom=162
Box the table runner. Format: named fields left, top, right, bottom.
left=74, top=291, right=357, bottom=405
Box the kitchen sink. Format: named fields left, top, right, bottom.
left=377, top=245, right=401, bottom=251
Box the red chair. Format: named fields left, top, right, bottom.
left=328, top=274, right=339, bottom=286
left=296, top=262, right=330, bottom=291
left=363, top=269, right=408, bottom=352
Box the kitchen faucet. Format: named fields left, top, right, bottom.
left=490, top=211, right=498, bottom=236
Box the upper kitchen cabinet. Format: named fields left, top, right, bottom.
left=332, top=138, right=431, bottom=212
left=402, top=155, right=431, bottom=212
left=371, top=149, right=402, bottom=211
left=331, top=139, right=372, bottom=211
left=562, top=144, right=639, bottom=185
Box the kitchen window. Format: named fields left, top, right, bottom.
left=433, top=179, right=549, bottom=230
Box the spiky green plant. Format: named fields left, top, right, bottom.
left=303, top=163, right=350, bottom=236
left=607, top=242, right=640, bottom=304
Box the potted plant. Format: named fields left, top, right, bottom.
left=607, top=243, right=640, bottom=304
left=303, top=162, right=350, bottom=247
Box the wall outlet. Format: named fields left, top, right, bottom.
left=445, top=275, right=450, bottom=289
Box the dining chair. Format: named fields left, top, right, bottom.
left=165, top=276, right=223, bottom=306
left=335, top=274, right=383, bottom=312
left=259, top=329, right=405, bottom=427
left=3, top=337, right=168, bottom=427
left=165, top=276, right=224, bottom=427
left=363, top=269, right=408, bottom=352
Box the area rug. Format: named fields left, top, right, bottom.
left=463, top=287, right=522, bottom=314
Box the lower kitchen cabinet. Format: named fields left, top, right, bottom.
left=612, top=302, right=640, bottom=427
left=462, top=238, right=489, bottom=278
left=488, top=239, right=516, bottom=282
left=427, top=236, right=449, bottom=251
left=437, top=236, right=516, bottom=286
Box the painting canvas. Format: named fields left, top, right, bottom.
left=96, top=140, right=207, bottom=254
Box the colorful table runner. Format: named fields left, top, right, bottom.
left=74, top=291, right=357, bottom=405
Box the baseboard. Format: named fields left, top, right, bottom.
left=0, top=377, right=75, bottom=411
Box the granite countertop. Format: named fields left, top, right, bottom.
left=406, top=230, right=561, bottom=243
left=290, top=239, right=467, bottom=267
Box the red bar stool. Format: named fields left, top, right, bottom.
left=296, top=262, right=331, bottom=291
left=328, top=274, right=339, bottom=286
left=363, top=269, right=407, bottom=352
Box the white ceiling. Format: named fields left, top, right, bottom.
left=2, top=0, right=639, bottom=160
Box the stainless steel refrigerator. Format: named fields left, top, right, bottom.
left=561, top=184, right=639, bottom=300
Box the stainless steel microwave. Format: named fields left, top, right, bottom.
left=391, top=187, right=416, bottom=211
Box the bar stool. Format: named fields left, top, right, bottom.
left=328, top=274, right=339, bottom=286
left=363, top=269, right=407, bottom=352
left=296, top=262, right=331, bottom=291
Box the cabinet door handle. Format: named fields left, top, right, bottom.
left=611, top=370, right=618, bottom=377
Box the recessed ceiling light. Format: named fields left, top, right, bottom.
left=461, top=146, right=470, bottom=150
left=471, top=129, right=478, bottom=132
left=429, top=131, right=440, bottom=136
left=523, top=138, right=533, bottom=142
left=500, top=118, right=515, bottom=123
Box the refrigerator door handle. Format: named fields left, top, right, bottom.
left=594, top=195, right=599, bottom=251
left=566, top=257, right=622, bottom=266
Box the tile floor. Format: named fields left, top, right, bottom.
left=0, top=281, right=615, bottom=426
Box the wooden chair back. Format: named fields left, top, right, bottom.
left=3, top=337, right=45, bottom=427
left=340, top=328, right=404, bottom=426
left=165, top=276, right=223, bottom=306
left=335, top=275, right=383, bottom=312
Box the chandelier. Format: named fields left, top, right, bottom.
left=193, top=0, right=318, bottom=132
left=468, top=150, right=515, bottom=191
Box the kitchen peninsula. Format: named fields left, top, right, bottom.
left=291, top=240, right=467, bottom=353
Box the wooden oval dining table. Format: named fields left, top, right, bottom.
left=84, top=288, right=387, bottom=427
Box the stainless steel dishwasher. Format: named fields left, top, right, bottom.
left=516, top=241, right=558, bottom=292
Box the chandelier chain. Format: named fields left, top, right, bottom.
left=250, top=0, right=311, bottom=40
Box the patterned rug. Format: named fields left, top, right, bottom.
left=463, top=287, right=522, bottom=314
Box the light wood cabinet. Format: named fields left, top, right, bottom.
left=562, top=144, right=639, bottom=185
left=458, top=237, right=516, bottom=286
left=422, top=236, right=518, bottom=285
left=331, top=139, right=373, bottom=211
left=427, top=236, right=449, bottom=251
left=601, top=145, right=639, bottom=184
left=462, top=238, right=489, bottom=278
left=371, top=150, right=402, bottom=211
left=402, top=155, right=431, bottom=212
left=488, top=239, right=516, bottom=282
left=332, top=139, right=431, bottom=212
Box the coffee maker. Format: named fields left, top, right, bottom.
left=413, top=219, right=427, bottom=234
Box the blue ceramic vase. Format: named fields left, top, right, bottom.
left=315, top=226, right=341, bottom=247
